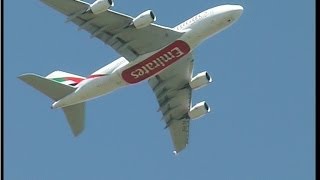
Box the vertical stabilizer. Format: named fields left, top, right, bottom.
left=46, top=70, right=85, bottom=87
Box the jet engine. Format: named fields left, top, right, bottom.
left=132, top=10, right=156, bottom=29
left=189, top=71, right=212, bottom=90
left=188, top=101, right=211, bottom=120
left=90, top=0, right=114, bottom=15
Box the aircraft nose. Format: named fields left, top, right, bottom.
left=230, top=5, right=244, bottom=19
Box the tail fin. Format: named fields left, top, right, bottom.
left=18, top=73, right=85, bottom=136
left=46, top=70, right=85, bottom=87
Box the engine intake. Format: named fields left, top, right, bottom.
left=188, top=101, right=211, bottom=120
left=189, top=71, right=212, bottom=90
left=132, top=10, right=156, bottom=29
left=90, top=0, right=114, bottom=15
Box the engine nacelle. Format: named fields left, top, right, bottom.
left=132, top=10, right=156, bottom=29
left=189, top=71, right=212, bottom=90
left=188, top=101, right=211, bottom=120
left=90, top=0, right=114, bottom=15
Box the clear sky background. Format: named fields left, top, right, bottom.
left=4, top=0, right=314, bottom=179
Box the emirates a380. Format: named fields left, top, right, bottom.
left=19, top=0, right=243, bottom=154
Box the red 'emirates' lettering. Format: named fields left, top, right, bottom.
left=122, top=40, right=191, bottom=84
left=130, top=47, right=184, bottom=79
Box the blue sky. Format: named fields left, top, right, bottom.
left=4, top=0, right=315, bottom=179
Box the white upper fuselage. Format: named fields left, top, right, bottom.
left=52, top=5, right=243, bottom=109
left=175, top=4, right=243, bottom=48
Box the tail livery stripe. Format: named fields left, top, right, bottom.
left=87, top=74, right=107, bottom=79
left=50, top=77, right=85, bottom=86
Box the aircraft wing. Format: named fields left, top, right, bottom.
left=41, top=0, right=184, bottom=61
left=148, top=53, right=194, bottom=154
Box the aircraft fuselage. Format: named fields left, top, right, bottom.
left=52, top=5, right=243, bottom=109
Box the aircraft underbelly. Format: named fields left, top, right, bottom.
left=53, top=73, right=125, bottom=108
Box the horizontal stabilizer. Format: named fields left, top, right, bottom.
left=63, top=102, right=85, bottom=136
left=18, top=73, right=75, bottom=101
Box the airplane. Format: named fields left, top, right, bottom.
left=19, top=0, right=243, bottom=154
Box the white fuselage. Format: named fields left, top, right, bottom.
left=52, top=5, right=243, bottom=109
